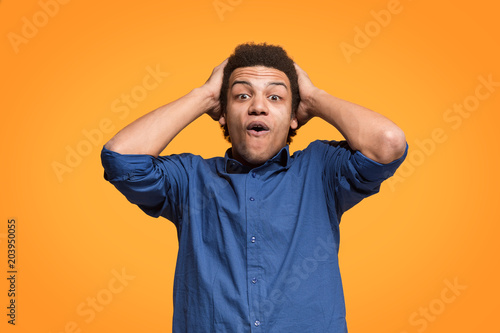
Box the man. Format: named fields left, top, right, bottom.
left=101, top=43, right=408, bottom=332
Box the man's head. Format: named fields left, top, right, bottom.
left=219, top=43, right=300, bottom=167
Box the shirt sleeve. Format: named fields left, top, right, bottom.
left=100, top=146, right=190, bottom=224
left=320, top=140, right=408, bottom=218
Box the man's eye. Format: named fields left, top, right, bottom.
left=237, top=94, right=250, bottom=100
left=269, top=95, right=281, bottom=101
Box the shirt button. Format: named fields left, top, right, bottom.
left=251, top=277, right=257, bottom=284
left=249, top=197, right=255, bottom=201
left=251, top=172, right=256, bottom=178
left=254, top=320, right=261, bottom=327
left=251, top=236, right=256, bottom=243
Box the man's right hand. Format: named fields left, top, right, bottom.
left=105, top=59, right=229, bottom=156
left=201, top=58, right=228, bottom=121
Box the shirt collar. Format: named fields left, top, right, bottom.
left=224, top=145, right=291, bottom=174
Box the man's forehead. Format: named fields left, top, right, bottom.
left=229, top=66, right=290, bottom=88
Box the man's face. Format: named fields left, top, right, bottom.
left=220, top=66, right=298, bottom=167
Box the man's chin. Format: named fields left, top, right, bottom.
left=234, top=149, right=272, bottom=168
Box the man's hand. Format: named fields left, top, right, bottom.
left=294, top=63, right=321, bottom=128
left=293, top=63, right=406, bottom=164
left=201, top=58, right=228, bottom=121
left=105, top=59, right=229, bottom=156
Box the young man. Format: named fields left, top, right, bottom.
left=101, top=43, right=408, bottom=332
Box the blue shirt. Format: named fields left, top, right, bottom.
left=101, top=140, right=407, bottom=332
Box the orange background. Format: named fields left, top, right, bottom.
left=1, top=0, right=499, bottom=332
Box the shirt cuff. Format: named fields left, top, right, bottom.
left=100, top=146, right=156, bottom=182
left=352, top=143, right=409, bottom=182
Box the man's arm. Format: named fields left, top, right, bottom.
left=104, top=59, right=227, bottom=157
left=294, top=63, right=406, bottom=164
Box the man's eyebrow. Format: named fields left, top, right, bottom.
left=268, top=81, right=288, bottom=89
left=230, top=81, right=288, bottom=89
left=231, top=80, right=251, bottom=88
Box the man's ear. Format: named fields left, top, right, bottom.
left=290, top=115, right=298, bottom=130
left=219, top=113, right=226, bottom=126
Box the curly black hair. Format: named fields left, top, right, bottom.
left=220, top=42, right=300, bottom=144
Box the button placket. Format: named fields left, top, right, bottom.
left=246, top=169, right=263, bottom=330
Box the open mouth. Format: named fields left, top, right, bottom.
left=247, top=121, right=270, bottom=136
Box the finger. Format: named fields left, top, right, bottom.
left=294, top=62, right=305, bottom=74
left=206, top=59, right=228, bottom=84
left=216, top=58, right=229, bottom=71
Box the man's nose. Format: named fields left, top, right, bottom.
left=248, top=94, right=268, bottom=115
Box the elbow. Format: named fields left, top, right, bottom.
left=373, top=128, right=407, bottom=164
left=104, top=138, right=134, bottom=156
left=104, top=138, right=120, bottom=153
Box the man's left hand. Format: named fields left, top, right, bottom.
left=294, top=63, right=320, bottom=128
